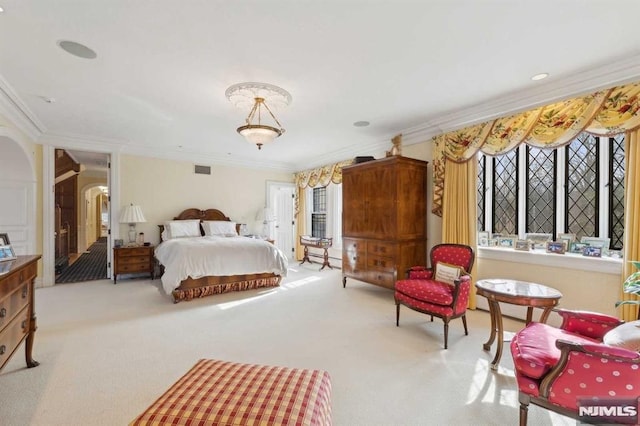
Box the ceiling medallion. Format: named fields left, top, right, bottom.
left=225, top=82, right=292, bottom=150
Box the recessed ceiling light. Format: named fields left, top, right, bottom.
left=531, top=73, right=549, bottom=81
left=58, top=40, right=97, bottom=59
left=353, top=121, right=370, bottom=127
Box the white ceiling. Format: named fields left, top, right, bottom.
left=1, top=1, right=640, bottom=172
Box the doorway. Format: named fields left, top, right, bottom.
left=267, top=181, right=296, bottom=260
left=54, top=149, right=110, bottom=284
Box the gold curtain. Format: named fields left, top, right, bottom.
left=432, top=81, right=640, bottom=216
left=293, top=159, right=353, bottom=259
left=442, top=160, right=478, bottom=308
left=621, top=128, right=640, bottom=321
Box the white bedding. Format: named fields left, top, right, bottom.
left=155, top=236, right=289, bottom=294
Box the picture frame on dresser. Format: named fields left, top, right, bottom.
left=0, top=244, right=17, bottom=261
left=0, top=232, right=10, bottom=245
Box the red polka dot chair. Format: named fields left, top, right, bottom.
left=510, top=308, right=640, bottom=425
left=394, top=243, right=475, bottom=349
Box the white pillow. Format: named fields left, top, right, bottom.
left=433, top=262, right=465, bottom=285
left=166, top=220, right=201, bottom=239
left=203, top=220, right=237, bottom=237
left=603, top=321, right=640, bottom=352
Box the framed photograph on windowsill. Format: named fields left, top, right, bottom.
left=514, top=240, right=530, bottom=251
left=525, top=233, right=552, bottom=249
left=546, top=241, right=566, bottom=254
left=497, top=236, right=517, bottom=248
left=569, top=242, right=588, bottom=254
left=0, top=244, right=17, bottom=262
left=583, top=246, right=602, bottom=258
left=478, top=231, right=489, bottom=247
left=580, top=237, right=611, bottom=250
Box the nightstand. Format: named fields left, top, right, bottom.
left=113, top=245, right=155, bottom=284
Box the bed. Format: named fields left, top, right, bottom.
left=155, top=208, right=288, bottom=303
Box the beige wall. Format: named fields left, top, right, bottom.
left=119, top=155, right=293, bottom=245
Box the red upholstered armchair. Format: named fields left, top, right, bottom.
left=511, top=309, right=640, bottom=425
left=394, top=243, right=475, bottom=349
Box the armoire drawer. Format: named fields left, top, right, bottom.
left=364, top=271, right=396, bottom=289
left=366, top=255, right=395, bottom=273
left=367, top=241, right=396, bottom=258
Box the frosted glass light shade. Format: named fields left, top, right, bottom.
left=238, top=125, right=282, bottom=149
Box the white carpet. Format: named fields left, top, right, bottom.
left=0, top=264, right=573, bottom=425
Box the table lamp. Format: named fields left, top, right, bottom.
left=119, top=204, right=146, bottom=244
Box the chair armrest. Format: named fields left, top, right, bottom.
left=540, top=339, right=640, bottom=398
left=555, top=308, right=624, bottom=340
left=406, top=266, right=433, bottom=279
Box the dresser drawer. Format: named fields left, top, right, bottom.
left=0, top=305, right=29, bottom=370
left=0, top=282, right=29, bottom=332
left=367, top=241, right=396, bottom=258
left=0, top=261, right=36, bottom=299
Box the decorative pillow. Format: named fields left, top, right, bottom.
left=203, top=220, right=237, bottom=237
left=433, top=261, right=466, bottom=285
left=166, top=220, right=201, bottom=239
left=603, top=321, right=640, bottom=352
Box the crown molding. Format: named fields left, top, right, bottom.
left=0, top=74, right=45, bottom=141
left=422, top=51, right=640, bottom=133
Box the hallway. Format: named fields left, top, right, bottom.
left=55, top=237, right=107, bottom=283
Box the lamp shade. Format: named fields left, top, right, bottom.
left=119, top=204, right=146, bottom=224
left=255, top=207, right=274, bottom=223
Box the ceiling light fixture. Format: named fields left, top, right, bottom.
left=57, top=40, right=97, bottom=59
left=353, top=121, right=370, bottom=127
left=226, top=82, right=291, bottom=150
left=531, top=73, right=549, bottom=81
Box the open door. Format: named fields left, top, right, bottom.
left=268, top=182, right=295, bottom=260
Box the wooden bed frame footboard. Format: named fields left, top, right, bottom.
left=172, top=273, right=282, bottom=303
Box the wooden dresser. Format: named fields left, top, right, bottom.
left=342, top=156, right=428, bottom=290
left=113, top=245, right=155, bottom=284
left=0, top=255, right=41, bottom=373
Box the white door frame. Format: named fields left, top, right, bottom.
left=42, top=143, right=120, bottom=286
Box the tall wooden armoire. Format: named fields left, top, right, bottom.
left=342, top=156, right=428, bottom=290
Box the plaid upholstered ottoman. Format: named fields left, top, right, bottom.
left=130, top=359, right=332, bottom=426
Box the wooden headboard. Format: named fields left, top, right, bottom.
left=158, top=208, right=239, bottom=241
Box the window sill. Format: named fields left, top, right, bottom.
left=477, top=246, right=622, bottom=275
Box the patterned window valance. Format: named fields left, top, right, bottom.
left=432, top=81, right=640, bottom=216
left=294, top=159, right=354, bottom=189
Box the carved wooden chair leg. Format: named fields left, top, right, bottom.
left=518, top=393, right=530, bottom=426
left=443, top=320, right=449, bottom=349
left=430, top=315, right=434, bottom=322
left=462, top=314, right=468, bottom=335
left=396, top=303, right=400, bottom=326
